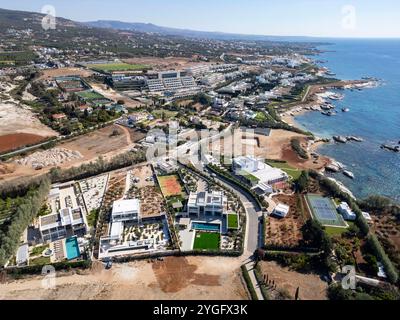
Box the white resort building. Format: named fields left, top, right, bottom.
left=233, top=156, right=288, bottom=193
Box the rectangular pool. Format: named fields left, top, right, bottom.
left=65, top=237, right=80, bottom=260
left=192, top=222, right=220, bottom=232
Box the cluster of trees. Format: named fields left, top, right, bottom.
left=0, top=175, right=48, bottom=199
left=193, top=93, right=212, bottom=106
left=50, top=150, right=146, bottom=183
left=360, top=195, right=400, bottom=218
left=239, top=115, right=312, bottom=137
left=301, top=219, right=333, bottom=254
left=295, top=170, right=309, bottom=192
left=0, top=178, right=51, bottom=266
left=28, top=81, right=61, bottom=108
left=290, top=138, right=309, bottom=160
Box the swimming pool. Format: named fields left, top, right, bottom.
left=191, top=222, right=220, bottom=232
left=65, top=237, right=80, bottom=260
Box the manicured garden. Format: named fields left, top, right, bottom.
left=227, top=214, right=239, bottom=229
left=266, top=160, right=302, bottom=180
left=193, top=231, right=220, bottom=250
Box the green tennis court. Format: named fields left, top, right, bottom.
left=306, top=194, right=347, bottom=227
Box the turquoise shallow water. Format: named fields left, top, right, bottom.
left=295, top=39, right=400, bottom=202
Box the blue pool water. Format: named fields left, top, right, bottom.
left=296, top=39, right=400, bottom=202
left=65, top=237, right=80, bottom=260
left=192, top=222, right=220, bottom=232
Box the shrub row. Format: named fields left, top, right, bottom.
left=254, top=264, right=270, bottom=300
left=241, top=265, right=259, bottom=300
left=5, top=259, right=92, bottom=276
left=367, top=234, right=399, bottom=284
left=50, top=150, right=146, bottom=183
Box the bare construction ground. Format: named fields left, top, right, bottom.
left=262, top=130, right=330, bottom=170
left=38, top=67, right=94, bottom=80
left=0, top=102, right=58, bottom=138
left=259, top=261, right=328, bottom=300
left=1, top=125, right=145, bottom=182
left=89, top=83, right=142, bottom=108
left=208, top=129, right=329, bottom=171
left=0, top=256, right=248, bottom=300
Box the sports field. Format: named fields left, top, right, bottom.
left=76, top=90, right=104, bottom=100
left=89, top=62, right=149, bottom=73
left=193, top=232, right=220, bottom=250
left=305, top=194, right=347, bottom=227
left=158, top=175, right=184, bottom=197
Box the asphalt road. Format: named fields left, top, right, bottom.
left=203, top=167, right=262, bottom=254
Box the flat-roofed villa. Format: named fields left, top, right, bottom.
left=111, top=199, right=141, bottom=223
left=39, top=207, right=87, bottom=242
left=99, top=198, right=169, bottom=259
left=185, top=191, right=228, bottom=218
left=337, top=202, right=357, bottom=221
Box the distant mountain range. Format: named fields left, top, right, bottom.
left=85, top=20, right=321, bottom=42
left=0, top=7, right=325, bottom=45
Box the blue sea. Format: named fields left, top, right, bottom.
left=295, top=39, right=400, bottom=202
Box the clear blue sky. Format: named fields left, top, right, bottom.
left=1, top=0, right=399, bottom=38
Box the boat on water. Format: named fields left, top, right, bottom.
left=333, top=136, right=347, bottom=143
left=342, top=107, right=350, bottom=112
left=343, top=170, right=355, bottom=179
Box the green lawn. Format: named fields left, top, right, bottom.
left=255, top=111, right=267, bottom=121
left=241, top=172, right=260, bottom=184
left=193, top=232, right=220, bottom=250
left=89, top=63, right=149, bottom=73
left=151, top=109, right=178, bottom=119
left=266, top=160, right=302, bottom=180
left=30, top=244, right=49, bottom=257
left=227, top=214, right=239, bottom=229
left=86, top=209, right=99, bottom=228
left=324, top=226, right=348, bottom=236
left=30, top=256, right=51, bottom=266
